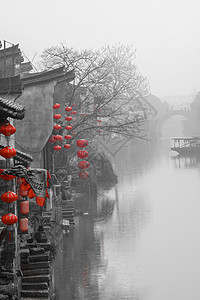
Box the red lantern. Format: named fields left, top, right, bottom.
left=54, top=145, right=62, bottom=151
left=78, top=160, right=90, bottom=169
left=0, top=146, right=17, bottom=158
left=76, top=139, right=88, bottom=148
left=53, top=103, right=61, bottom=109
left=54, top=135, right=63, bottom=141
left=78, top=171, right=89, bottom=180
left=64, top=135, right=72, bottom=140
left=99, top=109, right=101, bottom=111
left=65, top=107, right=72, bottom=112
left=48, top=135, right=56, bottom=144
left=53, top=124, right=61, bottom=130
left=65, top=116, right=72, bottom=121
left=1, top=191, right=18, bottom=203
left=20, top=200, right=29, bottom=214
left=1, top=213, right=18, bottom=225
left=0, top=122, right=16, bottom=136
left=97, top=120, right=101, bottom=122
left=77, top=150, right=89, bottom=159
left=72, top=103, right=76, bottom=106
left=98, top=130, right=102, bottom=133
left=53, top=114, right=61, bottom=120
left=20, top=218, right=28, bottom=232
left=0, top=169, right=15, bottom=181
left=64, top=144, right=71, bottom=149
left=71, top=111, right=77, bottom=115
left=20, top=186, right=28, bottom=197
left=65, top=125, right=72, bottom=131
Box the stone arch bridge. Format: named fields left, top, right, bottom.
left=156, top=109, right=191, bottom=137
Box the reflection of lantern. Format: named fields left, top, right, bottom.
left=1, top=213, right=18, bottom=225
left=54, top=145, right=62, bottom=151
left=64, top=135, right=71, bottom=140
left=65, top=107, right=72, bottom=112
left=78, top=171, right=89, bottom=180
left=53, top=103, right=61, bottom=109
left=0, top=169, right=15, bottom=181
left=77, top=150, right=89, bottom=159
left=20, top=201, right=29, bottom=214
left=70, top=111, right=77, bottom=115
left=78, top=160, right=90, bottom=169
left=20, top=218, right=28, bottom=232
left=53, top=114, right=61, bottom=120
left=0, top=122, right=16, bottom=136
left=65, top=125, right=72, bottom=130
left=65, top=116, right=72, bottom=121
left=54, top=135, right=63, bottom=141
left=64, top=144, right=71, bottom=149
left=76, top=139, right=88, bottom=148
left=1, top=191, right=18, bottom=203
left=53, top=124, right=61, bottom=130
left=0, top=146, right=17, bottom=158
left=48, top=135, right=56, bottom=144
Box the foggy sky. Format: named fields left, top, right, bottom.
left=1, top=0, right=200, bottom=99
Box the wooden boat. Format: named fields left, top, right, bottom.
left=171, top=137, right=200, bottom=155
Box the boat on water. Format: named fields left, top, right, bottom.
left=171, top=137, right=200, bottom=155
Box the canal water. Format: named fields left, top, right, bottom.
left=54, top=137, right=200, bottom=300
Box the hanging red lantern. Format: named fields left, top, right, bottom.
left=77, top=150, right=89, bottom=159
left=76, top=139, right=88, bottom=148
left=20, top=200, right=29, bottom=214
left=65, top=125, right=72, bottom=131
left=20, top=186, right=29, bottom=197
left=99, top=109, right=101, bottom=111
left=65, top=107, right=72, bottom=112
left=65, top=116, right=72, bottom=121
left=98, top=130, right=102, bottom=133
left=53, top=103, right=61, bottom=109
left=0, top=146, right=17, bottom=158
left=74, top=118, right=77, bottom=121
left=1, top=213, right=18, bottom=225
left=78, top=171, right=89, bottom=180
left=0, top=122, right=16, bottom=136
left=53, top=124, right=61, bottom=130
left=64, top=135, right=72, bottom=140
left=20, top=218, right=28, bottom=232
left=97, top=120, right=101, bottom=123
left=54, top=145, right=62, bottom=151
left=64, top=144, right=71, bottom=149
left=53, top=114, right=61, bottom=120
left=0, top=169, right=15, bottom=181
left=78, top=160, right=90, bottom=169
left=71, top=111, right=77, bottom=115
left=48, top=135, right=56, bottom=144
left=1, top=191, right=18, bottom=203
left=72, top=103, right=76, bottom=106
left=54, top=135, right=63, bottom=141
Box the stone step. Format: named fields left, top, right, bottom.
left=21, top=243, right=51, bottom=250
left=21, top=290, right=49, bottom=297
left=22, top=268, right=51, bottom=276
left=21, top=262, right=50, bottom=270
left=22, top=274, right=51, bottom=284
left=20, top=297, right=50, bottom=300
left=29, top=248, right=45, bottom=255
left=22, top=282, right=48, bottom=290
left=28, top=254, right=50, bottom=263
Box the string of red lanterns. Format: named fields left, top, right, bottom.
left=53, top=103, right=62, bottom=151
left=76, top=139, right=90, bottom=180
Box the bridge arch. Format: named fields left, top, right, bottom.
left=156, top=109, right=191, bottom=137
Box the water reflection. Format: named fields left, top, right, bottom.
left=54, top=138, right=200, bottom=300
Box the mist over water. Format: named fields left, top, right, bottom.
left=54, top=117, right=200, bottom=300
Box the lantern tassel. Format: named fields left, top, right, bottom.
left=9, top=231, right=11, bottom=242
